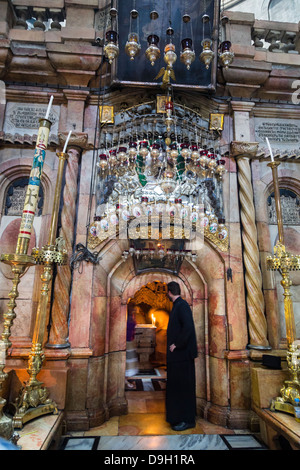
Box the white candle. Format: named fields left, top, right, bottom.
left=63, top=130, right=72, bottom=153
left=266, top=137, right=274, bottom=162
left=45, top=95, right=54, bottom=120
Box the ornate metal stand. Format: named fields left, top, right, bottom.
left=266, top=161, right=300, bottom=417
left=0, top=117, right=52, bottom=441
left=12, top=152, right=69, bottom=428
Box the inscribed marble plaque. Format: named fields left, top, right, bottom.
left=255, top=117, right=300, bottom=149
left=3, top=102, right=60, bottom=135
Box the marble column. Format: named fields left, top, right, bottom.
left=46, top=134, right=87, bottom=348
left=231, top=102, right=270, bottom=349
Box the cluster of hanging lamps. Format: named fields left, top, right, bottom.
left=103, top=4, right=234, bottom=72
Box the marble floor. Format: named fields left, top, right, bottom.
left=59, top=390, right=268, bottom=451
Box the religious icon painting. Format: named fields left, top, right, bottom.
left=99, top=105, right=114, bottom=124
left=209, top=113, right=224, bottom=131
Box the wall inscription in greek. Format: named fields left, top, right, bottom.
left=255, top=118, right=300, bottom=148
left=3, top=102, right=60, bottom=135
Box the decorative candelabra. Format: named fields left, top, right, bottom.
left=266, top=144, right=300, bottom=417
left=0, top=97, right=54, bottom=441
left=12, top=146, right=70, bottom=429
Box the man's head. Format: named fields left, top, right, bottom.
left=167, top=281, right=181, bottom=301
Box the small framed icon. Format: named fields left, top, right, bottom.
left=99, top=105, right=114, bottom=124
left=156, top=95, right=167, bottom=113
left=209, top=113, right=224, bottom=131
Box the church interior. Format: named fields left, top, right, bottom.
left=0, top=0, right=300, bottom=452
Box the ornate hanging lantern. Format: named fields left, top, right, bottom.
left=109, top=149, right=118, bottom=168
left=150, top=142, right=161, bottom=161
left=145, top=34, right=160, bottom=66
left=190, top=144, right=200, bottom=162
left=139, top=141, right=149, bottom=158
left=180, top=38, right=195, bottom=70
left=117, top=146, right=128, bottom=164
left=180, top=142, right=190, bottom=159
left=200, top=38, right=214, bottom=69
left=199, top=13, right=214, bottom=69
left=125, top=7, right=141, bottom=61
left=98, top=153, right=108, bottom=171
left=104, top=30, right=119, bottom=64
left=180, top=13, right=195, bottom=70
left=219, top=41, right=234, bottom=69
left=125, top=32, right=141, bottom=60
left=128, top=141, right=138, bottom=161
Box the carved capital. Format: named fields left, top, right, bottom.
left=230, top=141, right=259, bottom=159
left=59, top=132, right=88, bottom=151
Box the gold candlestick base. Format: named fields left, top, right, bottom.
left=0, top=253, right=35, bottom=441
left=267, top=243, right=300, bottom=416
left=270, top=343, right=300, bottom=417
left=12, top=380, right=58, bottom=429
left=11, top=239, right=67, bottom=428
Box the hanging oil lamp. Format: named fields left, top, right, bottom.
left=180, top=142, right=190, bottom=160
left=180, top=38, right=195, bottom=70
left=125, top=32, right=141, bottom=60
left=169, top=142, right=179, bottom=162
left=109, top=149, right=118, bottom=167
left=128, top=141, right=138, bottom=161
left=199, top=13, right=214, bottom=69
left=150, top=142, right=160, bottom=162
left=145, top=34, right=160, bottom=66
left=98, top=153, right=108, bottom=171
left=200, top=38, right=214, bottom=69
left=104, top=30, right=119, bottom=64
left=190, top=144, right=200, bottom=162
left=180, top=13, right=195, bottom=70
left=164, top=26, right=177, bottom=68
left=117, top=146, right=127, bottom=164
left=125, top=8, right=141, bottom=61
left=216, top=159, right=226, bottom=178
left=219, top=41, right=234, bottom=69
left=139, top=140, right=149, bottom=158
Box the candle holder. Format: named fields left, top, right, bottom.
left=266, top=161, right=300, bottom=417
left=11, top=152, right=69, bottom=429
left=0, top=116, right=53, bottom=441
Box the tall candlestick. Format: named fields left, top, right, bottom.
left=16, top=118, right=52, bottom=254
left=45, top=95, right=53, bottom=120
left=63, top=130, right=72, bottom=153
left=266, top=137, right=274, bottom=162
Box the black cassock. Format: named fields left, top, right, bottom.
left=166, top=297, right=198, bottom=425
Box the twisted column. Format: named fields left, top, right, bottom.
left=47, top=145, right=81, bottom=347
left=231, top=141, right=270, bottom=349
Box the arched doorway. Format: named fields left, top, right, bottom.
left=125, top=281, right=172, bottom=389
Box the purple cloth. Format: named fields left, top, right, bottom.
left=126, top=318, right=136, bottom=341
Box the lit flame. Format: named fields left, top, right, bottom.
left=151, top=313, right=156, bottom=326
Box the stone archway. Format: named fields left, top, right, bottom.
left=102, top=245, right=210, bottom=419
left=83, top=232, right=249, bottom=428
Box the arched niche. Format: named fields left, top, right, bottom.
left=93, top=236, right=231, bottom=423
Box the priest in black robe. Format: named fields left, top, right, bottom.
left=166, top=281, right=197, bottom=431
